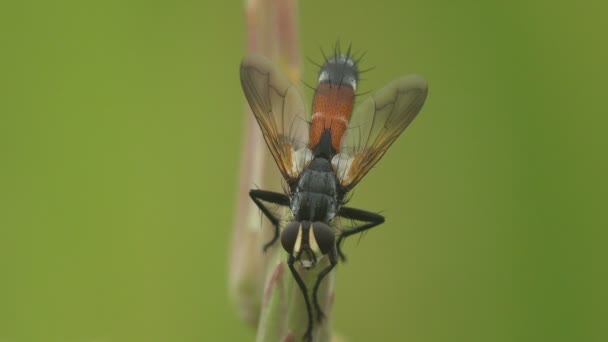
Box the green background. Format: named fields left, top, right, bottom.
left=1, top=0, right=606, bottom=341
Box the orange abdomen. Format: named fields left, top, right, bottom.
left=309, top=83, right=355, bottom=153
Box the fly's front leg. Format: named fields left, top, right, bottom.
left=287, top=254, right=315, bottom=342
left=312, top=245, right=338, bottom=323
left=336, top=206, right=385, bottom=262
left=249, top=189, right=290, bottom=251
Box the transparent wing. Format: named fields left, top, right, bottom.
left=240, top=54, right=312, bottom=184
left=332, top=75, right=428, bottom=191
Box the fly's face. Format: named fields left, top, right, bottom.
left=280, top=221, right=335, bottom=269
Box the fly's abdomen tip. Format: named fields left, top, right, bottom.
left=317, top=55, right=358, bottom=91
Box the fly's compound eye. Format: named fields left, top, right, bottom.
left=311, top=222, right=335, bottom=255
left=281, top=221, right=301, bottom=253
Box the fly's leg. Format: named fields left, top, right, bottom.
left=249, top=189, right=290, bottom=251
left=335, top=206, right=385, bottom=262
left=287, top=254, right=314, bottom=342
left=312, top=245, right=338, bottom=323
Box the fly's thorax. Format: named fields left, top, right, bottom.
left=292, top=191, right=338, bottom=223
left=292, top=158, right=341, bottom=222
left=281, top=221, right=335, bottom=269
left=297, top=158, right=337, bottom=195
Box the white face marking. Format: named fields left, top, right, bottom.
left=308, top=226, right=322, bottom=258
left=293, top=223, right=303, bottom=255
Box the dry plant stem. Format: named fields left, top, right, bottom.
left=229, top=0, right=335, bottom=341
left=229, top=0, right=284, bottom=326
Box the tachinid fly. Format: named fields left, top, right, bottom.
left=240, top=45, right=428, bottom=341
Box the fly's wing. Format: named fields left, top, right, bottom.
left=240, top=55, right=311, bottom=184
left=333, top=75, right=428, bottom=191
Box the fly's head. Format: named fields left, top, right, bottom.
left=281, top=221, right=335, bottom=269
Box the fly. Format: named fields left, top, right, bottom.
left=240, top=45, right=428, bottom=341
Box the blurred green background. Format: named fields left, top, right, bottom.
left=1, top=0, right=606, bottom=341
